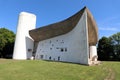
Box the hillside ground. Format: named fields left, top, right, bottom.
left=0, top=59, right=119, bottom=80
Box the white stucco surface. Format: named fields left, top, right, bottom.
left=13, top=12, right=36, bottom=60
left=35, top=11, right=89, bottom=64
left=89, top=46, right=97, bottom=60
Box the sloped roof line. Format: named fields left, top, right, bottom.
left=29, top=7, right=86, bottom=41
left=86, top=8, right=98, bottom=45
left=29, top=6, right=98, bottom=44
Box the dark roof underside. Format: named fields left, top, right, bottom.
left=29, top=7, right=98, bottom=45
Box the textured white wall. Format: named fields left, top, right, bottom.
left=89, top=46, right=97, bottom=60
left=13, top=12, right=36, bottom=60
left=35, top=11, right=89, bottom=64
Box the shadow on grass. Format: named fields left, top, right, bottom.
left=42, top=60, right=89, bottom=66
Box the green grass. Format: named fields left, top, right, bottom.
left=0, top=59, right=120, bottom=80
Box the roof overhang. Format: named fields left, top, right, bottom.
left=29, top=7, right=98, bottom=45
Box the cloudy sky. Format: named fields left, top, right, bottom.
left=0, top=0, right=120, bottom=38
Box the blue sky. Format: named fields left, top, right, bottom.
left=0, top=0, right=120, bottom=38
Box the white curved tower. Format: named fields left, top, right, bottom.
left=13, top=12, right=36, bottom=60
left=90, top=46, right=97, bottom=61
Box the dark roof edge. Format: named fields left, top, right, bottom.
left=32, top=6, right=86, bottom=30
left=29, top=7, right=88, bottom=41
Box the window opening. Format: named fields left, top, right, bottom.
left=52, top=44, right=54, bottom=46
left=50, top=40, right=51, bottom=43
left=40, top=55, right=44, bottom=59
left=28, top=49, right=32, bottom=52
left=49, top=56, right=51, bottom=60
left=58, top=56, right=60, bottom=61
left=61, top=48, right=64, bottom=52
left=65, top=48, right=67, bottom=52
left=56, top=47, right=59, bottom=49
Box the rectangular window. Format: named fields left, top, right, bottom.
left=28, top=49, right=32, bottom=52
left=65, top=48, right=67, bottom=52
left=50, top=40, right=51, bottom=43
left=49, top=56, right=51, bottom=60
left=56, top=47, right=59, bottom=49
left=61, top=48, right=64, bottom=52
left=58, top=56, right=60, bottom=61
left=40, top=55, right=44, bottom=59
left=52, top=44, right=54, bottom=46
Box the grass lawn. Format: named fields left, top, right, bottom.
left=0, top=59, right=120, bottom=80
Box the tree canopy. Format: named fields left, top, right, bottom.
left=97, top=32, right=120, bottom=61
left=0, top=28, right=15, bottom=58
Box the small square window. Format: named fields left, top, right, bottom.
left=52, top=44, right=54, bottom=46
left=40, top=55, right=44, bottom=59
left=49, top=56, right=51, bottom=60
left=28, top=49, right=32, bottom=52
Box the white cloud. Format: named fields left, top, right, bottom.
left=98, top=16, right=120, bottom=25
left=97, top=16, right=120, bottom=37
left=99, top=27, right=118, bottom=31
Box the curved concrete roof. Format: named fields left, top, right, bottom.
left=29, top=7, right=98, bottom=45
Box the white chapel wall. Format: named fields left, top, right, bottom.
left=35, top=11, right=89, bottom=64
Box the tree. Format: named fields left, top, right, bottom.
left=0, top=28, right=15, bottom=58
left=109, top=32, right=120, bottom=60
left=97, top=37, right=114, bottom=61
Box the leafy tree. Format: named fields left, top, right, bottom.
left=0, top=28, right=15, bottom=58
left=97, top=37, right=114, bottom=61
left=109, top=32, right=120, bottom=60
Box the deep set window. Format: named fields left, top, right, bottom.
left=61, top=48, right=64, bottom=52
left=40, top=55, right=44, bottom=59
